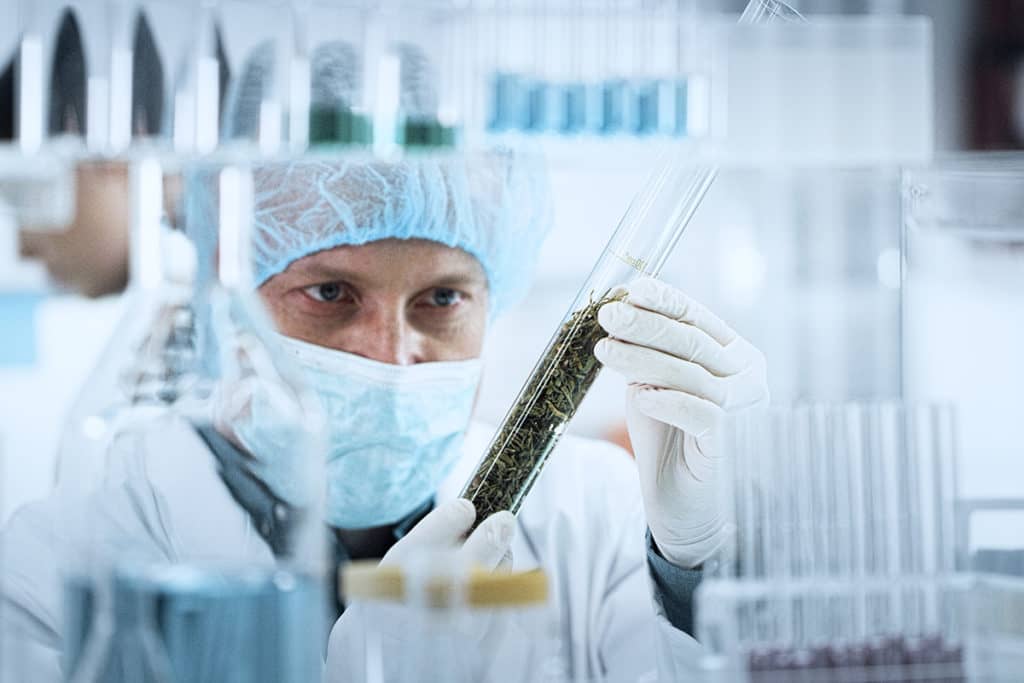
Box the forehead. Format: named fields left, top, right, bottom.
left=276, top=238, right=487, bottom=290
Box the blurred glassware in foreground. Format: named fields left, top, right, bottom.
left=338, top=558, right=560, bottom=683
left=59, top=160, right=328, bottom=683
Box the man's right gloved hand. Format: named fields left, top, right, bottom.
left=381, top=498, right=516, bottom=571
left=325, top=500, right=517, bottom=682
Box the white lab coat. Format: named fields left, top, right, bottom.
left=0, top=416, right=701, bottom=681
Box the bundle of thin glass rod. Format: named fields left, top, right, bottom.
left=698, top=402, right=970, bottom=682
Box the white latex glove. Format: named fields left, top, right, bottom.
left=380, top=498, right=516, bottom=572
left=594, top=277, right=768, bottom=569
left=326, top=500, right=515, bottom=682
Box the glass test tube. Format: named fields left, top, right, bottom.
left=304, top=1, right=373, bottom=148
left=461, top=0, right=806, bottom=527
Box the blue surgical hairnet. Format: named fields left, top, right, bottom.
left=184, top=149, right=552, bottom=316
left=248, top=150, right=551, bottom=314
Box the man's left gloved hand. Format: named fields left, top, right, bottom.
left=595, top=277, right=768, bottom=569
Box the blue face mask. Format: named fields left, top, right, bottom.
left=233, top=335, right=482, bottom=529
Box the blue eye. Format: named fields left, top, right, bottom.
left=304, top=283, right=343, bottom=302
left=430, top=288, right=461, bottom=307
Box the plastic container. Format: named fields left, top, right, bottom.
left=339, top=559, right=559, bottom=683
left=902, top=155, right=1024, bottom=556
left=706, top=14, right=933, bottom=165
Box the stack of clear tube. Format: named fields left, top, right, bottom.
left=480, top=0, right=702, bottom=138
left=696, top=402, right=972, bottom=682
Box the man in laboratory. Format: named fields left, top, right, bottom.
left=1, top=147, right=768, bottom=680
left=258, top=150, right=765, bottom=675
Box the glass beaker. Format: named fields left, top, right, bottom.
left=459, top=0, right=805, bottom=528
left=67, top=563, right=323, bottom=683
left=338, top=558, right=558, bottom=683
left=65, top=565, right=176, bottom=683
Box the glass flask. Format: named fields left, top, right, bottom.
left=59, top=159, right=328, bottom=683
left=459, top=0, right=805, bottom=528
left=53, top=157, right=196, bottom=492
left=339, top=557, right=559, bottom=683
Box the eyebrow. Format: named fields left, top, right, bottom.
left=430, top=273, right=488, bottom=289
left=285, top=261, right=487, bottom=289
left=285, top=261, right=367, bottom=284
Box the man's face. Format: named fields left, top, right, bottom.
left=258, top=238, right=489, bottom=364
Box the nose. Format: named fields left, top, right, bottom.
left=344, top=307, right=423, bottom=366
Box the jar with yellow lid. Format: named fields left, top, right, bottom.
left=329, top=557, right=564, bottom=683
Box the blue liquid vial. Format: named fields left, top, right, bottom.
left=673, top=78, right=689, bottom=137
left=632, top=80, right=661, bottom=136
left=526, top=80, right=560, bottom=133
left=560, top=83, right=587, bottom=135
left=489, top=72, right=527, bottom=133
left=600, top=80, right=629, bottom=135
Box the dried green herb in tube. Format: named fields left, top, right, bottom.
left=460, top=1, right=805, bottom=529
